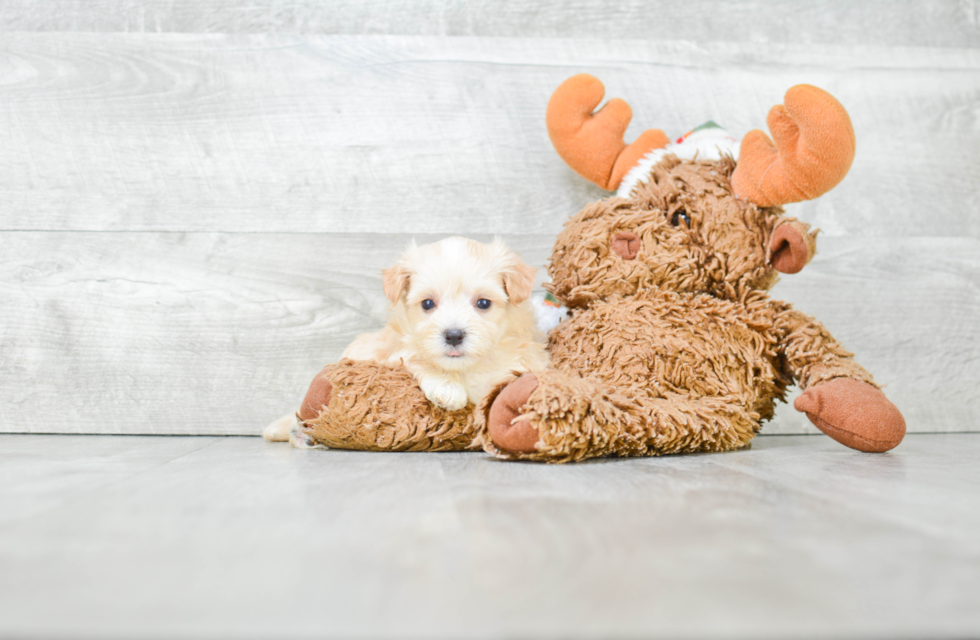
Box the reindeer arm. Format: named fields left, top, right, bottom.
left=773, top=305, right=877, bottom=390
left=772, top=304, right=905, bottom=452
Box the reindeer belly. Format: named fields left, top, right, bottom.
left=548, top=296, right=784, bottom=418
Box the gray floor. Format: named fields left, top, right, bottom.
left=2, top=434, right=979, bottom=639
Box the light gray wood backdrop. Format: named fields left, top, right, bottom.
left=1, top=1, right=978, bottom=435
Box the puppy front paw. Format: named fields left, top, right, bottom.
left=263, top=413, right=295, bottom=442
left=420, top=378, right=469, bottom=411
left=289, top=421, right=325, bottom=449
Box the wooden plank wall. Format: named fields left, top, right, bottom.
left=1, top=1, right=978, bottom=435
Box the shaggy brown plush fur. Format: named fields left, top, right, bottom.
left=476, top=156, right=893, bottom=463
left=299, top=359, right=478, bottom=452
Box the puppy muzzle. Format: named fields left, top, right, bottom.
left=444, top=328, right=466, bottom=357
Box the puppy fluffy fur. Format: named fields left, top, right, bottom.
left=264, top=237, right=549, bottom=442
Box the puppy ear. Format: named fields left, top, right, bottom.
left=382, top=264, right=410, bottom=304
left=503, top=258, right=536, bottom=304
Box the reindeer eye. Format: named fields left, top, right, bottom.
left=475, top=299, right=491, bottom=310
left=421, top=299, right=436, bottom=311
left=670, top=210, right=691, bottom=228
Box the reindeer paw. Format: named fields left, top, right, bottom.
left=794, top=379, right=906, bottom=453
left=299, top=373, right=333, bottom=422
left=487, top=374, right=541, bottom=454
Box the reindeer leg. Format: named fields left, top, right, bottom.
left=478, top=371, right=761, bottom=463
left=295, top=360, right=479, bottom=452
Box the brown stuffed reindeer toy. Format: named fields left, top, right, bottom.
left=291, top=74, right=905, bottom=462
left=480, top=74, right=906, bottom=462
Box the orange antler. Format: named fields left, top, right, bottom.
left=731, top=85, right=855, bottom=207
left=546, top=74, right=669, bottom=191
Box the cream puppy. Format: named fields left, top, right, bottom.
left=264, top=236, right=548, bottom=442
left=348, top=236, right=549, bottom=409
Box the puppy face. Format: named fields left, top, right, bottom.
left=382, top=237, right=535, bottom=371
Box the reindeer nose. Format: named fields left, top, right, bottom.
left=612, top=231, right=640, bottom=260
left=444, top=329, right=465, bottom=346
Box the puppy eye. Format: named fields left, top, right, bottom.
left=475, top=298, right=491, bottom=311
left=421, top=299, right=436, bottom=311
left=670, top=210, right=691, bottom=228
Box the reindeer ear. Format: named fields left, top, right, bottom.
left=381, top=264, right=410, bottom=304
left=769, top=219, right=818, bottom=274
left=503, top=259, right=536, bottom=304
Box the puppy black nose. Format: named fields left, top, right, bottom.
left=444, top=329, right=465, bottom=346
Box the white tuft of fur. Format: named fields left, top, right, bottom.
left=617, top=124, right=740, bottom=198
left=531, top=294, right=569, bottom=335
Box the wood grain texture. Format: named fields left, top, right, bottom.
left=768, top=237, right=980, bottom=435
left=0, top=35, right=977, bottom=238
left=0, top=23, right=977, bottom=435
left=1, top=0, right=978, bottom=48
left=2, top=232, right=976, bottom=435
